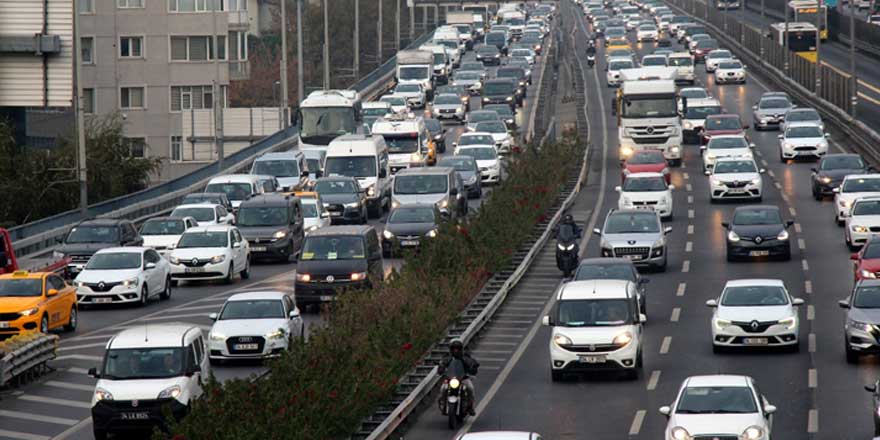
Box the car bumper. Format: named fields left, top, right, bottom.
left=294, top=280, right=370, bottom=304
left=710, top=184, right=762, bottom=200
left=208, top=337, right=289, bottom=360
left=726, top=239, right=791, bottom=257
left=549, top=339, right=639, bottom=373
left=76, top=285, right=142, bottom=305
left=846, top=327, right=880, bottom=353
left=434, top=110, right=464, bottom=120
left=0, top=315, right=43, bottom=338
left=480, top=167, right=502, bottom=183
left=619, top=202, right=673, bottom=218
left=620, top=142, right=683, bottom=161
left=382, top=236, right=425, bottom=254
left=327, top=207, right=365, bottom=224
left=247, top=237, right=293, bottom=258
left=91, top=399, right=187, bottom=434
left=754, top=116, right=783, bottom=129
left=849, top=228, right=877, bottom=245
left=716, top=73, right=745, bottom=83
left=713, top=324, right=798, bottom=347
left=781, top=145, right=827, bottom=159
left=170, top=261, right=229, bottom=280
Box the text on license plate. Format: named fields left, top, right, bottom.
left=185, top=267, right=205, bottom=273
left=320, top=295, right=335, bottom=302
left=93, top=297, right=113, bottom=304
left=744, top=338, right=768, bottom=345
left=251, top=246, right=267, bottom=252
left=121, top=412, right=149, bottom=420
left=330, top=212, right=342, bottom=217
left=578, top=355, right=606, bottom=364
left=749, top=250, right=770, bottom=257
left=727, top=188, right=747, bottom=194
left=234, top=343, right=259, bottom=350
left=623, top=255, right=643, bottom=260
left=400, top=240, right=419, bottom=246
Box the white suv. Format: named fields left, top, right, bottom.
left=616, top=172, right=674, bottom=219
left=542, top=279, right=645, bottom=381
left=706, top=279, right=803, bottom=352
left=845, top=196, right=880, bottom=249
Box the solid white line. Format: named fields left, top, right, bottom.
left=768, top=169, right=776, bottom=178
left=685, top=241, right=693, bottom=252
left=805, top=281, right=813, bottom=294
left=808, top=409, right=819, bottom=433
left=57, top=342, right=107, bottom=353
left=687, top=224, right=694, bottom=234
left=809, top=333, right=817, bottom=353
left=682, top=260, right=690, bottom=273
left=807, top=304, right=815, bottom=320
left=0, top=410, right=78, bottom=426
left=789, top=207, right=797, bottom=217
left=477, top=341, right=519, bottom=346
left=774, top=182, right=782, bottom=189
left=629, top=410, right=647, bottom=435
left=137, top=312, right=215, bottom=322
left=67, top=367, right=89, bottom=375
left=660, top=336, right=672, bottom=354
left=676, top=283, right=687, bottom=297
left=802, top=260, right=810, bottom=271
left=0, top=429, right=49, bottom=440
left=54, top=354, right=102, bottom=362
left=671, top=307, right=681, bottom=322
left=798, top=238, right=806, bottom=250
left=45, top=381, right=94, bottom=392
left=164, top=303, right=225, bottom=313
left=50, top=417, right=92, bottom=440
left=17, top=395, right=90, bottom=409
left=647, top=370, right=661, bottom=390
left=809, top=369, right=818, bottom=388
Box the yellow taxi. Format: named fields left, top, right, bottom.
left=0, top=271, right=77, bottom=338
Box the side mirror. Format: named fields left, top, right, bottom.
left=145, top=262, right=157, bottom=270
left=832, top=187, right=840, bottom=193
left=786, top=220, right=795, bottom=228
left=450, top=188, right=459, bottom=196
left=791, top=297, right=805, bottom=305
left=233, top=242, right=241, bottom=249
left=542, top=315, right=551, bottom=326
left=721, top=221, right=729, bottom=228
left=47, top=289, right=59, bottom=297
left=320, top=211, right=330, bottom=219
left=704, top=170, right=711, bottom=176
left=88, top=367, right=99, bottom=378
left=763, top=405, right=777, bottom=415
left=614, top=185, right=622, bottom=192
left=749, top=143, right=756, bottom=148
left=452, top=142, right=458, bottom=148
left=289, top=309, right=301, bottom=319
left=777, top=134, right=784, bottom=139
left=659, top=406, right=671, bottom=416
left=315, top=170, right=324, bottom=178
left=187, top=364, right=202, bottom=376
left=209, top=312, right=219, bottom=321
left=839, top=300, right=852, bottom=309
left=706, top=299, right=718, bottom=307
left=743, top=124, right=750, bottom=129
left=639, top=313, right=647, bottom=323
left=638, top=278, right=650, bottom=285
left=56, top=236, right=64, bottom=244
left=810, top=167, right=819, bottom=173
left=866, top=384, right=878, bottom=393
left=592, top=228, right=602, bottom=235
left=699, top=145, right=707, bottom=151
left=851, top=253, right=860, bottom=260
left=825, top=133, right=831, bottom=138
left=664, top=226, right=673, bottom=235
left=752, top=105, right=758, bottom=110
left=668, top=184, right=675, bottom=191
left=759, top=168, right=766, bottom=174
left=301, top=170, right=310, bottom=178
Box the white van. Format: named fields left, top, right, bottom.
left=89, top=324, right=210, bottom=440
left=420, top=44, right=451, bottom=85
left=205, top=174, right=265, bottom=211
left=250, top=150, right=309, bottom=191
left=325, top=134, right=391, bottom=218
left=370, top=114, right=434, bottom=173
left=668, top=52, right=696, bottom=84
left=433, top=29, right=463, bottom=66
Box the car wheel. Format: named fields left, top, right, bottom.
left=780, top=150, right=787, bottom=163
left=846, top=342, right=859, bottom=364
left=93, top=429, right=108, bottom=440
left=160, top=277, right=172, bottom=300
left=39, top=314, right=49, bottom=334
left=63, top=307, right=78, bottom=332
left=812, top=187, right=822, bottom=200
left=726, top=248, right=736, bottom=262
left=368, top=202, right=382, bottom=219
left=241, top=257, right=251, bottom=279
left=139, top=285, right=149, bottom=307
left=225, top=262, right=235, bottom=284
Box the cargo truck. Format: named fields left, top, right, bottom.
left=396, top=50, right=435, bottom=100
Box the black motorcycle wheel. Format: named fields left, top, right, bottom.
left=448, top=401, right=459, bottom=430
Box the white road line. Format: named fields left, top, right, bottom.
left=687, top=195, right=694, bottom=204
left=682, top=261, right=690, bottom=273
left=683, top=172, right=690, bottom=180
left=687, top=224, right=694, bottom=234
left=805, top=281, right=813, bottom=294
left=629, top=410, right=647, bottom=435
left=671, top=307, right=681, bottom=322
left=57, top=342, right=107, bottom=353
left=0, top=410, right=78, bottom=426
left=0, top=429, right=49, bottom=440
left=768, top=169, right=776, bottom=178
left=802, top=259, right=810, bottom=271
left=809, top=333, right=817, bottom=353
left=808, top=304, right=815, bottom=320
left=685, top=183, right=693, bottom=192
left=647, top=370, right=661, bottom=390
left=774, top=182, right=782, bottom=189
left=688, top=209, right=694, bottom=219
left=58, top=334, right=114, bottom=343
left=480, top=334, right=526, bottom=340
left=67, top=367, right=89, bottom=375
left=50, top=417, right=92, bottom=440
left=490, top=319, right=533, bottom=324
left=494, top=312, right=540, bottom=318
left=685, top=241, right=693, bottom=252
left=45, top=381, right=94, bottom=392
left=809, top=369, right=818, bottom=388
left=163, top=303, right=225, bottom=313
left=789, top=207, right=797, bottom=217
left=18, top=395, right=90, bottom=409
left=808, top=409, right=819, bottom=433
left=677, top=283, right=687, bottom=297
left=760, top=158, right=768, bottom=166
left=795, top=223, right=803, bottom=233
left=54, top=354, right=102, bottom=362
left=660, top=336, right=672, bottom=354
left=470, top=350, right=515, bottom=355
left=476, top=341, right=519, bottom=346
left=781, top=194, right=789, bottom=203
left=502, top=306, right=541, bottom=311
left=476, top=357, right=510, bottom=362
left=798, top=238, right=806, bottom=250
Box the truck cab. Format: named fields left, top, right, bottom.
left=370, top=114, right=435, bottom=173
left=614, top=68, right=683, bottom=166
left=396, top=50, right=436, bottom=100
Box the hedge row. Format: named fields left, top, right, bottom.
left=162, top=137, right=582, bottom=440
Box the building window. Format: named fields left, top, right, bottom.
left=227, top=0, right=246, bottom=11
left=83, top=88, right=95, bottom=114
left=227, top=31, right=247, bottom=61
left=117, top=0, right=144, bottom=8
left=81, top=37, right=94, bottom=64
left=125, top=138, right=147, bottom=157
left=120, top=87, right=145, bottom=109
left=169, top=0, right=222, bottom=12
left=119, top=36, right=143, bottom=58
left=171, top=136, right=183, bottom=161
left=171, top=85, right=217, bottom=112
left=79, top=0, right=94, bottom=13
left=170, top=36, right=225, bottom=61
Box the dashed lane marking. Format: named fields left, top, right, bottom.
left=57, top=342, right=106, bottom=352
left=660, top=336, right=672, bottom=354
left=760, top=158, right=768, bottom=166
left=44, top=381, right=94, bottom=392
left=685, top=241, right=693, bottom=252
left=802, top=260, right=810, bottom=271
left=677, top=283, right=687, bottom=297
left=687, top=224, right=694, bottom=234
left=67, top=367, right=89, bottom=375
left=687, top=195, right=693, bottom=204
left=17, top=395, right=90, bottom=409
left=809, top=369, right=817, bottom=388
left=54, top=354, right=102, bottom=362
left=671, top=307, right=681, bottom=322
left=629, top=410, right=646, bottom=436
left=768, top=169, right=776, bottom=178
left=688, top=209, right=694, bottom=219
left=0, top=429, right=49, bottom=440
left=682, top=260, right=690, bottom=273
left=809, top=333, right=817, bottom=353
left=808, top=305, right=815, bottom=320
left=49, top=416, right=92, bottom=440
left=805, top=281, right=813, bottom=294
left=774, top=182, right=782, bottom=190
left=789, top=207, right=797, bottom=217
left=798, top=238, right=806, bottom=250
left=0, top=410, right=78, bottom=426
left=647, top=370, right=661, bottom=390
left=476, top=341, right=519, bottom=346
left=795, top=223, right=803, bottom=233
left=808, top=409, right=819, bottom=433
left=685, top=183, right=693, bottom=192
left=683, top=172, right=690, bottom=180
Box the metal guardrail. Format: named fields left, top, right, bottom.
left=0, top=333, right=58, bottom=388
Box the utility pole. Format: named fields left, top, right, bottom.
left=73, top=3, right=88, bottom=216
left=815, top=0, right=822, bottom=94
left=213, top=1, right=224, bottom=171
left=784, top=2, right=790, bottom=74
left=410, top=4, right=415, bottom=41
left=323, top=0, right=330, bottom=89
left=297, top=0, right=304, bottom=105
left=280, top=0, right=289, bottom=128
left=396, top=0, right=401, bottom=50
left=850, top=0, right=858, bottom=116
left=354, top=0, right=360, bottom=80
left=761, top=0, right=765, bottom=18
left=378, top=0, right=383, bottom=62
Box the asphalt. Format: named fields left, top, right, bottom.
left=402, top=1, right=879, bottom=439
left=0, top=32, right=551, bottom=440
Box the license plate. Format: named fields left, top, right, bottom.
left=578, top=355, right=606, bottom=364
left=320, top=295, right=335, bottom=302
left=121, top=412, right=149, bottom=420
left=401, top=240, right=419, bottom=246
left=744, top=338, right=768, bottom=345
left=0, top=322, right=8, bottom=328
left=749, top=250, right=770, bottom=257
left=234, top=343, right=259, bottom=350
left=251, top=246, right=267, bottom=252
left=727, top=188, right=747, bottom=194
left=624, top=254, right=642, bottom=260
left=93, top=297, right=112, bottom=304
left=330, top=212, right=342, bottom=217
left=185, top=267, right=205, bottom=273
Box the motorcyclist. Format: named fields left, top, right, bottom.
left=555, top=214, right=583, bottom=241
left=438, top=339, right=479, bottom=415
left=585, top=44, right=596, bottom=57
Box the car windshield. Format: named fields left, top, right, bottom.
left=399, top=66, right=430, bottom=80
left=621, top=97, right=678, bottom=118
left=86, top=252, right=142, bottom=270
left=0, top=279, right=43, bottom=297
left=432, top=53, right=446, bottom=64
left=435, top=95, right=461, bottom=105
left=733, top=209, right=782, bottom=225
left=639, top=25, right=657, bottom=30
left=854, top=286, right=880, bottom=308
left=608, top=49, right=633, bottom=58
left=301, top=236, right=366, bottom=260
left=512, top=50, right=532, bottom=57
left=821, top=155, right=864, bottom=170
left=609, top=60, right=634, bottom=70
left=102, top=347, right=185, bottom=380
left=478, top=47, right=499, bottom=55
left=253, top=160, right=299, bottom=178
left=315, top=180, right=358, bottom=195
left=141, top=220, right=186, bottom=235
left=476, top=122, right=507, bottom=133
left=205, top=182, right=252, bottom=202
left=628, top=151, right=665, bottom=164
left=380, top=96, right=406, bottom=106
left=556, top=299, right=632, bottom=327
left=301, top=202, right=318, bottom=218
left=721, top=285, right=788, bottom=306
left=606, top=28, right=626, bottom=38
left=696, top=41, right=719, bottom=50
left=718, top=61, right=742, bottom=69
left=685, top=106, right=722, bottom=119
left=171, top=207, right=215, bottom=222
left=363, top=107, right=391, bottom=117
left=485, top=106, right=513, bottom=118
left=709, top=137, right=748, bottom=149
left=389, top=206, right=436, bottom=223
left=460, top=63, right=484, bottom=71
left=459, top=134, right=495, bottom=146
left=469, top=112, right=498, bottom=124
left=642, top=57, right=666, bottom=66
left=843, top=178, right=880, bottom=192
left=394, top=175, right=448, bottom=195
left=220, top=299, right=285, bottom=320
left=324, top=156, right=377, bottom=178
left=623, top=177, right=667, bottom=192
left=676, top=386, right=758, bottom=414
left=681, top=89, right=708, bottom=99
left=786, top=126, right=823, bottom=138
left=438, top=157, right=476, bottom=171
left=706, top=117, right=741, bottom=130
left=714, top=160, right=757, bottom=174
left=396, top=84, right=421, bottom=93
left=455, top=72, right=481, bottom=80
left=484, top=82, right=515, bottom=94
left=605, top=213, right=660, bottom=233
left=786, top=110, right=820, bottom=122
left=424, top=119, right=442, bottom=133
left=184, top=194, right=223, bottom=205
left=668, top=57, right=693, bottom=66
left=383, top=134, right=420, bottom=154
left=237, top=206, right=289, bottom=226
left=176, top=231, right=228, bottom=248
left=854, top=200, right=880, bottom=216
left=574, top=264, right=635, bottom=281
left=760, top=98, right=790, bottom=109
left=459, top=147, right=497, bottom=161
left=66, top=226, right=119, bottom=244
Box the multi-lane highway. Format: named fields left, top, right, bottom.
left=403, top=1, right=878, bottom=439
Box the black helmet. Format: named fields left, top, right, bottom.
left=450, top=339, right=464, bottom=358
left=564, top=214, right=574, bottom=223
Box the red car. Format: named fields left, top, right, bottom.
left=621, top=149, right=670, bottom=183
left=852, top=236, right=880, bottom=281
left=701, top=114, right=748, bottom=145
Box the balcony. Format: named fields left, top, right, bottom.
left=229, top=60, right=250, bottom=81
left=228, top=10, right=249, bottom=30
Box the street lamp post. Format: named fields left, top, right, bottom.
left=280, top=0, right=289, bottom=128
left=850, top=0, right=859, bottom=116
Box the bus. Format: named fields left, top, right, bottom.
left=769, top=22, right=818, bottom=62
left=788, top=0, right=828, bottom=40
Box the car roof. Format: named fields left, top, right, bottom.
left=256, top=151, right=302, bottom=160
left=363, top=101, right=391, bottom=108
left=625, top=172, right=665, bottom=179
left=687, top=98, right=721, bottom=107
left=77, top=218, right=126, bottom=226
left=558, top=279, right=633, bottom=300
left=109, top=324, right=201, bottom=349
left=208, top=174, right=260, bottom=183
left=609, top=208, right=660, bottom=217
left=184, top=225, right=236, bottom=233
left=578, top=257, right=636, bottom=266
left=226, top=291, right=290, bottom=302
left=684, top=375, right=751, bottom=388
left=395, top=166, right=456, bottom=176
left=733, top=204, right=780, bottom=212
left=707, top=113, right=740, bottom=119
left=458, top=432, right=540, bottom=440
left=709, top=134, right=747, bottom=140
left=305, top=225, right=374, bottom=237
left=94, top=247, right=148, bottom=255
left=317, top=175, right=357, bottom=182
left=0, top=271, right=48, bottom=280
left=240, top=194, right=297, bottom=207
left=724, top=279, right=785, bottom=288
left=843, top=173, right=880, bottom=180
left=174, top=203, right=220, bottom=210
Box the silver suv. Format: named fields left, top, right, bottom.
left=840, top=279, right=880, bottom=364
left=593, top=209, right=671, bottom=271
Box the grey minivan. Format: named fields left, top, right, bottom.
left=236, top=194, right=305, bottom=262
left=391, top=167, right=467, bottom=219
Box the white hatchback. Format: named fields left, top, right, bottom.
left=707, top=279, right=802, bottom=352
left=705, top=49, right=733, bottom=72
left=701, top=135, right=754, bottom=172
left=75, top=247, right=172, bottom=307
left=637, top=24, right=659, bottom=41
left=834, top=174, right=880, bottom=225
left=845, top=196, right=880, bottom=249
left=616, top=172, right=674, bottom=219
left=139, top=216, right=198, bottom=256
left=707, top=157, right=764, bottom=202
left=455, top=145, right=501, bottom=184
left=170, top=203, right=234, bottom=227
left=714, top=59, right=746, bottom=84
left=208, top=291, right=304, bottom=362
left=778, top=123, right=829, bottom=161
left=168, top=226, right=251, bottom=285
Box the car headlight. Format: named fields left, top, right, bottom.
left=519, top=80, right=526, bottom=86
left=19, top=307, right=40, bottom=317
left=778, top=317, right=797, bottom=330
left=157, top=385, right=182, bottom=399
left=366, top=184, right=377, bottom=197
left=553, top=334, right=573, bottom=347
left=862, top=269, right=877, bottom=279
left=776, top=230, right=789, bottom=241
left=306, top=225, right=319, bottom=232
left=707, top=153, right=717, bottom=161
left=273, top=230, right=288, bottom=240
left=683, top=121, right=693, bottom=129
left=848, top=318, right=872, bottom=332
left=652, top=237, right=666, bottom=248
left=612, top=331, right=633, bottom=347
left=53, top=250, right=65, bottom=259
left=750, top=178, right=761, bottom=186
left=94, top=387, right=114, bottom=401
left=344, top=201, right=360, bottom=209
left=818, top=142, right=828, bottom=150
left=169, top=256, right=180, bottom=264
left=392, top=199, right=400, bottom=209
left=819, top=176, right=832, bottom=184
left=714, top=318, right=733, bottom=330
left=76, top=281, right=84, bottom=288
left=622, top=197, right=632, bottom=205
left=265, top=328, right=286, bottom=340
left=121, top=277, right=139, bottom=288
left=741, top=425, right=764, bottom=440
left=483, top=97, right=490, bottom=102
left=383, top=229, right=394, bottom=239
left=557, top=243, right=576, bottom=251
left=210, top=255, right=226, bottom=264
left=727, top=230, right=740, bottom=242
left=465, top=175, right=477, bottom=185
left=853, top=225, right=869, bottom=233
left=438, top=198, right=449, bottom=209
left=670, top=426, right=692, bottom=440
left=506, top=96, right=513, bottom=101
left=620, top=146, right=634, bottom=157
left=783, top=142, right=794, bottom=150
left=410, top=152, right=422, bottom=162
left=210, top=332, right=225, bottom=341
left=427, top=229, right=438, bottom=238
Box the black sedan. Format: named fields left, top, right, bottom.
left=811, top=153, right=870, bottom=200
left=313, top=176, right=368, bottom=225
left=381, top=204, right=440, bottom=257
left=475, top=45, right=502, bottom=66
left=723, top=205, right=794, bottom=261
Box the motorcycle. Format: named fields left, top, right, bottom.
left=555, top=224, right=581, bottom=277
left=439, top=358, right=472, bottom=430
left=587, top=54, right=596, bottom=67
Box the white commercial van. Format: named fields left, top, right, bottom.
left=370, top=114, right=435, bottom=173
left=324, top=134, right=391, bottom=218
left=204, top=174, right=265, bottom=211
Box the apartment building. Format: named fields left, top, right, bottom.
left=77, top=0, right=252, bottom=179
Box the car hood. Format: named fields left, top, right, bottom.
left=211, top=318, right=289, bottom=337
left=603, top=232, right=662, bottom=246
left=755, top=107, right=791, bottom=117
left=355, top=176, right=378, bottom=190
left=625, top=164, right=666, bottom=174
left=296, top=259, right=368, bottom=276
left=143, top=235, right=181, bottom=249
left=321, top=193, right=360, bottom=205
left=708, top=148, right=751, bottom=159
left=59, top=243, right=117, bottom=255
left=713, top=172, right=760, bottom=183
left=849, top=307, right=880, bottom=324
left=76, top=268, right=142, bottom=283
left=717, top=304, right=793, bottom=322
left=553, top=325, right=634, bottom=345
left=783, top=136, right=824, bottom=146
left=396, top=91, right=422, bottom=99
left=488, top=132, right=510, bottom=142
left=389, top=153, right=414, bottom=163
left=95, top=376, right=191, bottom=402
left=458, top=170, right=479, bottom=181
left=453, top=79, right=480, bottom=86
left=475, top=159, right=499, bottom=169
left=838, top=191, right=880, bottom=203
left=667, top=413, right=765, bottom=437
left=0, top=297, right=42, bottom=312
left=170, top=248, right=228, bottom=260
left=851, top=214, right=880, bottom=226
left=394, top=193, right=446, bottom=205
left=277, top=177, right=303, bottom=190
left=817, top=169, right=862, bottom=180
left=730, top=224, right=784, bottom=237
left=621, top=191, right=670, bottom=201
left=385, top=222, right=437, bottom=236
left=237, top=226, right=288, bottom=240
left=434, top=103, right=464, bottom=110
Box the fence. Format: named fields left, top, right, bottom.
left=0, top=333, right=58, bottom=388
